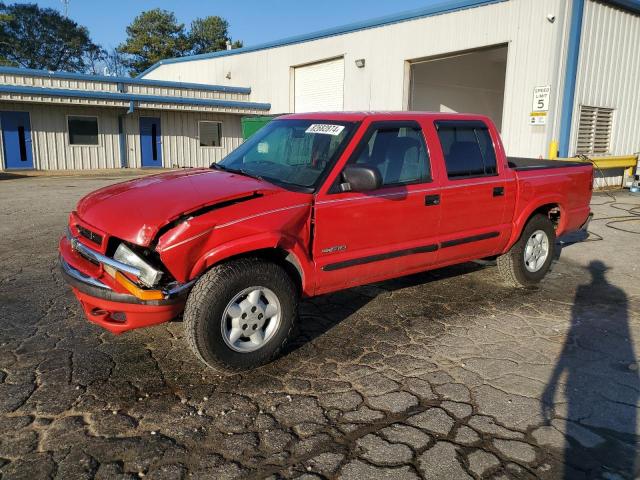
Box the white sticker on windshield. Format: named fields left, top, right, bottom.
left=305, top=124, right=345, bottom=136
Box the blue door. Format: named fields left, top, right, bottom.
left=2, top=111, right=33, bottom=169
left=140, top=117, right=162, bottom=168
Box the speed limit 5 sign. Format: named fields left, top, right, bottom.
left=532, top=86, right=551, bottom=112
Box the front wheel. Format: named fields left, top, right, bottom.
left=497, top=214, right=556, bottom=288
left=184, top=258, right=298, bottom=370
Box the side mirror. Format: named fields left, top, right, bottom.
left=340, top=165, right=382, bottom=192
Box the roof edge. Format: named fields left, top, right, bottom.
left=0, top=66, right=251, bottom=95
left=603, top=0, right=640, bottom=15
left=0, top=84, right=270, bottom=111
left=137, top=0, right=505, bottom=77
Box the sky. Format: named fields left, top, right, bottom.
left=13, top=0, right=441, bottom=51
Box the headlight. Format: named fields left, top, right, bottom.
left=113, top=243, right=163, bottom=288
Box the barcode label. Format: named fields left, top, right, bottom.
left=305, top=124, right=345, bottom=136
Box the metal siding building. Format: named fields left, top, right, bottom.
left=141, top=0, right=640, bottom=162
left=570, top=0, right=640, bottom=156
left=0, top=67, right=269, bottom=171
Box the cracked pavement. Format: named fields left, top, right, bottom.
left=1, top=174, right=639, bottom=479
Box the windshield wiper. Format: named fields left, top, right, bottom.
left=210, top=163, right=265, bottom=182
left=210, top=163, right=313, bottom=193
left=210, top=163, right=232, bottom=172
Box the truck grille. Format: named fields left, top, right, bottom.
left=76, top=225, right=103, bottom=246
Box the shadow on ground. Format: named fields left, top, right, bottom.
left=543, top=260, right=639, bottom=479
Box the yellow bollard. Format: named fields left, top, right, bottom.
left=548, top=140, right=559, bottom=160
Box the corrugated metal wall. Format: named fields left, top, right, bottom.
left=123, top=111, right=243, bottom=168
left=0, top=70, right=252, bottom=102
left=144, top=0, right=570, bottom=158
left=0, top=103, right=121, bottom=170
left=0, top=103, right=243, bottom=170
left=571, top=0, right=640, bottom=156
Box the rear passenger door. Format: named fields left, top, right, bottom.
left=313, top=120, right=441, bottom=293
left=434, top=120, right=512, bottom=263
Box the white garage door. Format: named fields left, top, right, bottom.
left=294, top=58, right=344, bottom=113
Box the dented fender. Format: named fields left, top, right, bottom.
left=155, top=198, right=314, bottom=293
left=189, top=232, right=315, bottom=296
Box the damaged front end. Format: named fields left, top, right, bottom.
left=59, top=215, right=194, bottom=334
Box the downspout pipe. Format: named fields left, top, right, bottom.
left=118, top=114, right=128, bottom=168
left=558, top=0, right=585, bottom=157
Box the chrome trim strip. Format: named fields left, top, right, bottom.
left=68, top=231, right=143, bottom=278
left=163, top=279, right=197, bottom=297
left=160, top=228, right=215, bottom=252
left=515, top=172, right=584, bottom=181
left=66, top=230, right=194, bottom=300
left=442, top=178, right=516, bottom=188
left=317, top=179, right=517, bottom=206
left=60, top=256, right=112, bottom=290
left=316, top=189, right=434, bottom=205
left=214, top=203, right=311, bottom=230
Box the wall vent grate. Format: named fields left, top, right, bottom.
left=576, top=105, right=613, bottom=155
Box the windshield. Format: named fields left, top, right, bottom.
left=217, top=119, right=356, bottom=190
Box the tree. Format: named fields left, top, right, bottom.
left=0, top=3, right=101, bottom=72
left=118, top=9, right=190, bottom=76
left=102, top=48, right=129, bottom=77
left=189, top=16, right=243, bottom=55
left=84, top=45, right=106, bottom=75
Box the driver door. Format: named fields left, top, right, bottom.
left=312, top=120, right=442, bottom=294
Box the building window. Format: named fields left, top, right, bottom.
left=68, top=116, right=99, bottom=145
left=199, top=121, right=223, bottom=147
left=576, top=105, right=613, bottom=155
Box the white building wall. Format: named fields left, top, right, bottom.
left=144, top=0, right=571, bottom=158
left=571, top=0, right=640, bottom=156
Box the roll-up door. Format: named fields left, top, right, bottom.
left=294, top=58, right=344, bottom=113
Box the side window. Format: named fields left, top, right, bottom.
left=435, top=121, right=498, bottom=179
left=349, top=123, right=431, bottom=187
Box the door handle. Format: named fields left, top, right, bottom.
left=493, top=186, right=505, bottom=197
left=425, top=194, right=440, bottom=206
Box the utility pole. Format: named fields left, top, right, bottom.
left=61, top=0, right=69, bottom=17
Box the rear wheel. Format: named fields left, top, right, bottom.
left=497, top=214, right=556, bottom=288
left=184, top=258, right=298, bottom=370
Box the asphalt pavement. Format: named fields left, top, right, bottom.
left=1, top=175, right=638, bottom=479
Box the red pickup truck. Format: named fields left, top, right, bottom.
left=60, top=112, right=593, bottom=369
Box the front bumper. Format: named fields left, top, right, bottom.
left=59, top=234, right=191, bottom=334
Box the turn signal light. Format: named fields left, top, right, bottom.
left=104, top=265, right=164, bottom=301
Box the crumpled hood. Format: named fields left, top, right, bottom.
left=76, top=169, right=283, bottom=246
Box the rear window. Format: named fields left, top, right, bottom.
left=435, top=121, right=497, bottom=179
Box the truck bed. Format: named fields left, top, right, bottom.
left=507, top=157, right=591, bottom=171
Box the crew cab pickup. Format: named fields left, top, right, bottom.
left=59, top=112, right=593, bottom=369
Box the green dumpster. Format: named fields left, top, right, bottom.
left=241, top=115, right=278, bottom=140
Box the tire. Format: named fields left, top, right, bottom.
left=184, top=258, right=298, bottom=370
left=497, top=214, right=556, bottom=288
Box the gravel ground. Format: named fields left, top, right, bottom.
left=0, top=175, right=639, bottom=479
